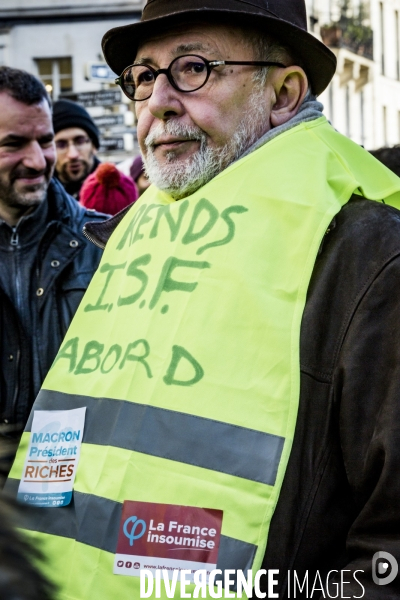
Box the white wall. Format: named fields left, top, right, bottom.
left=7, top=18, right=136, bottom=89
left=1, top=0, right=142, bottom=13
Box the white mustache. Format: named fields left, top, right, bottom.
left=145, top=120, right=206, bottom=149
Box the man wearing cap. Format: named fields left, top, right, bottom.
left=8, top=1, right=400, bottom=598
left=52, top=99, right=100, bottom=200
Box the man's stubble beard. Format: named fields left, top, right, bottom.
left=0, top=168, right=52, bottom=213
left=59, top=159, right=92, bottom=184
left=0, top=182, right=48, bottom=212
left=142, top=85, right=268, bottom=200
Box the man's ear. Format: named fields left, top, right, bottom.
left=269, top=66, right=309, bottom=128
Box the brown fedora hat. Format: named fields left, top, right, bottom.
left=102, top=0, right=336, bottom=95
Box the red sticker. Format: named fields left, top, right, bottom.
left=113, top=501, right=223, bottom=578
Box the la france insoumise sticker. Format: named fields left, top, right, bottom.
left=114, top=501, right=223, bottom=580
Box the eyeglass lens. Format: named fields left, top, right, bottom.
left=122, top=55, right=209, bottom=101
left=55, top=136, right=91, bottom=151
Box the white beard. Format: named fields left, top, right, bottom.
left=142, top=85, right=268, bottom=200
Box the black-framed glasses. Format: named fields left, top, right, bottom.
left=115, top=54, right=286, bottom=101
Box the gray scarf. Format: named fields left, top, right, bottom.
left=240, top=90, right=324, bottom=159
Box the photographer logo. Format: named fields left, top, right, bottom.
left=372, top=551, right=398, bottom=586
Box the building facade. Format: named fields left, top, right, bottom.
left=1, top=0, right=399, bottom=151
left=0, top=1, right=144, bottom=94
left=308, top=0, right=400, bottom=150
left=0, top=1, right=144, bottom=159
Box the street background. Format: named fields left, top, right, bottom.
left=0, top=0, right=396, bottom=160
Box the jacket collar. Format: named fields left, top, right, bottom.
left=83, top=203, right=131, bottom=249
left=0, top=193, right=49, bottom=249
left=47, top=177, right=87, bottom=225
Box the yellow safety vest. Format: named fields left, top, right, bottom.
left=9, top=117, right=400, bottom=600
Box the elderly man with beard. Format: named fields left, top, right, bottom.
left=0, top=67, right=106, bottom=475
left=7, top=1, right=400, bottom=598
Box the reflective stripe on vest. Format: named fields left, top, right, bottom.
left=9, top=117, right=400, bottom=599
left=24, top=390, right=285, bottom=485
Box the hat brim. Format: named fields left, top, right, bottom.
left=102, top=8, right=336, bottom=95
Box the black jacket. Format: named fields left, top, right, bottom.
left=0, top=179, right=106, bottom=434
left=86, top=197, right=400, bottom=598
left=262, top=197, right=400, bottom=598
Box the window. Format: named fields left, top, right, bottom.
left=35, top=57, right=72, bottom=99
left=397, top=111, right=400, bottom=143
left=383, top=106, right=387, bottom=146
left=380, top=2, right=385, bottom=75
left=360, top=90, right=365, bottom=147
left=346, top=85, right=351, bottom=138
left=0, top=31, right=9, bottom=67
left=328, top=83, right=334, bottom=126
left=396, top=11, right=400, bottom=80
